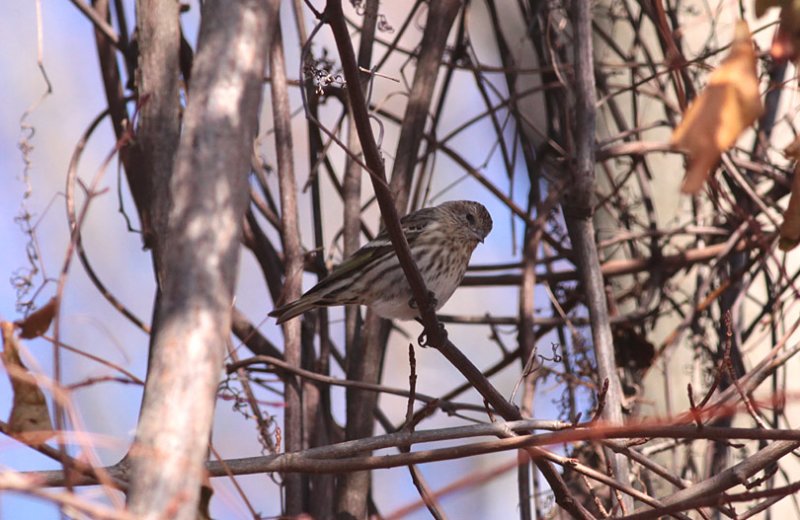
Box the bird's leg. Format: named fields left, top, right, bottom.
left=407, top=290, right=438, bottom=311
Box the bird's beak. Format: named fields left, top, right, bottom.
left=472, top=230, right=485, bottom=243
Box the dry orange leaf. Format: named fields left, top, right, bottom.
left=15, top=297, right=57, bottom=339
left=1, top=321, right=54, bottom=445
left=671, top=21, right=763, bottom=193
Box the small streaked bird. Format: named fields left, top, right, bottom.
left=270, top=200, right=493, bottom=324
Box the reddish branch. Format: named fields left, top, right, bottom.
left=29, top=423, right=800, bottom=486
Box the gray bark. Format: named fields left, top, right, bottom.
left=126, top=1, right=273, bottom=518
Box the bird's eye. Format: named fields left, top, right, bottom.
left=466, top=213, right=476, bottom=225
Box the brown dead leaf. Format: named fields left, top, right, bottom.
left=1, top=322, right=54, bottom=445
left=15, top=297, right=57, bottom=339
left=770, top=20, right=797, bottom=62
left=755, top=0, right=782, bottom=18
left=786, top=135, right=800, bottom=160
left=197, top=473, right=213, bottom=520
left=779, top=136, right=800, bottom=250
left=760, top=0, right=800, bottom=62
left=671, top=21, right=763, bottom=193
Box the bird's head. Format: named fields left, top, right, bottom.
left=440, top=200, right=493, bottom=244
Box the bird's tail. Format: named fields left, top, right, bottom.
left=269, top=295, right=323, bottom=324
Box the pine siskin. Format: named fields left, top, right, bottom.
left=270, top=200, right=493, bottom=324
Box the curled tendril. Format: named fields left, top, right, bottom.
left=303, top=48, right=345, bottom=95
left=377, top=14, right=394, bottom=33
left=350, top=0, right=365, bottom=15
left=348, top=1, right=394, bottom=32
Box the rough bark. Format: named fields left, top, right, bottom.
left=563, top=0, right=633, bottom=511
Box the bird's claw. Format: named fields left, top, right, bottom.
left=418, top=322, right=447, bottom=348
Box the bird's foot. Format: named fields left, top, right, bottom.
left=417, top=321, right=447, bottom=348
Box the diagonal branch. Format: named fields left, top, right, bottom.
left=324, top=1, right=593, bottom=517
left=324, top=0, right=442, bottom=338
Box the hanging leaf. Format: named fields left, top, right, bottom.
left=671, top=21, right=763, bottom=193
left=755, top=0, right=782, bottom=17
left=15, top=297, right=57, bottom=339
left=779, top=137, right=800, bottom=250
left=1, top=322, right=54, bottom=445
left=756, top=0, right=800, bottom=62
left=197, top=473, right=213, bottom=520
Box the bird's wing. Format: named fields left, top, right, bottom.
left=360, top=207, right=437, bottom=249
left=304, top=207, right=437, bottom=296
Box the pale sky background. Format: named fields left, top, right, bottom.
left=0, top=1, right=569, bottom=518
left=8, top=1, right=793, bottom=518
